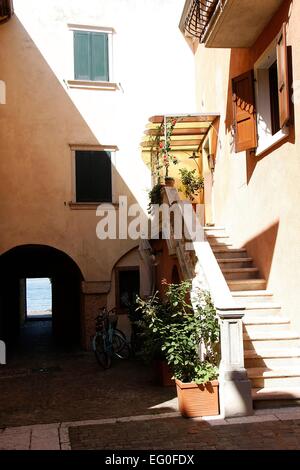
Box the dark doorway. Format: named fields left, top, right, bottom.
left=0, top=245, right=83, bottom=355
left=116, top=267, right=140, bottom=313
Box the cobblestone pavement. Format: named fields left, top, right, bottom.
left=2, top=408, right=300, bottom=450
left=0, top=350, right=177, bottom=428
left=69, top=413, right=300, bottom=450
left=2, top=323, right=300, bottom=450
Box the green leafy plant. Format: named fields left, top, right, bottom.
left=147, top=182, right=163, bottom=214
left=179, top=168, right=204, bottom=201
left=151, top=118, right=179, bottom=179
left=134, top=293, right=171, bottom=362
left=136, top=281, right=220, bottom=384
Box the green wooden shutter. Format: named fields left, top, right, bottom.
left=91, top=33, right=109, bottom=81
left=75, top=151, right=112, bottom=202
left=74, top=32, right=91, bottom=80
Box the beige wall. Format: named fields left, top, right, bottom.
left=0, top=0, right=196, bottom=283
left=195, top=0, right=300, bottom=331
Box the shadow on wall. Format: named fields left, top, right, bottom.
left=224, top=0, right=295, bottom=185
left=243, top=221, right=279, bottom=284
left=0, top=14, right=140, bottom=207
left=0, top=16, right=146, bottom=348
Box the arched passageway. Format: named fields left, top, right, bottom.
left=0, top=245, right=83, bottom=354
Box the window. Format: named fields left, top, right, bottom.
left=232, top=23, right=290, bottom=155
left=75, top=150, right=112, bottom=203
left=74, top=31, right=109, bottom=82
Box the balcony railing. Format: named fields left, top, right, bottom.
left=0, top=0, right=14, bottom=25
left=181, top=0, right=285, bottom=48
left=183, top=0, right=219, bottom=42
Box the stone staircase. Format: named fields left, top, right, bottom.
left=205, top=226, right=300, bottom=405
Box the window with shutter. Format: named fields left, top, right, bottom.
left=75, top=150, right=112, bottom=203
left=249, top=25, right=290, bottom=156
left=74, top=31, right=109, bottom=82
left=232, top=70, right=257, bottom=153
left=277, top=23, right=290, bottom=128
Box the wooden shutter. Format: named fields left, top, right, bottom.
left=75, top=151, right=112, bottom=203
left=91, top=33, right=109, bottom=81
left=277, top=23, right=290, bottom=128
left=232, top=70, right=257, bottom=153
left=74, top=32, right=91, bottom=80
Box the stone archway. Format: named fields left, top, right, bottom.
left=0, top=244, right=84, bottom=351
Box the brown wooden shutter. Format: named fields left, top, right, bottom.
left=277, top=23, right=290, bottom=128
left=232, top=70, right=257, bottom=153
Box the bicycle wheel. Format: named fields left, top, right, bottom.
left=93, top=334, right=112, bottom=369
left=112, top=331, right=131, bottom=360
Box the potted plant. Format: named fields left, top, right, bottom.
left=179, top=168, right=204, bottom=202
left=147, top=182, right=163, bottom=215
left=135, top=293, right=175, bottom=386
left=137, top=280, right=220, bottom=417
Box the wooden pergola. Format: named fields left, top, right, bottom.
left=141, top=113, right=219, bottom=167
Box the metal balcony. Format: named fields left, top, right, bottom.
left=180, top=0, right=285, bottom=48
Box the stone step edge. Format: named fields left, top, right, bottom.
left=243, top=331, right=300, bottom=340
left=245, top=349, right=300, bottom=359
left=218, top=258, right=253, bottom=263
left=252, top=387, right=300, bottom=400
left=222, top=268, right=259, bottom=273
left=247, top=367, right=300, bottom=378
left=243, top=317, right=290, bottom=325
left=243, top=302, right=281, bottom=310
left=232, top=290, right=273, bottom=297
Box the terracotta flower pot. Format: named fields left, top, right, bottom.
left=154, top=360, right=174, bottom=387
left=175, top=379, right=219, bottom=418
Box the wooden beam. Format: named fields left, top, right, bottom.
left=149, top=115, right=218, bottom=124
left=140, top=139, right=201, bottom=148
left=144, top=128, right=208, bottom=137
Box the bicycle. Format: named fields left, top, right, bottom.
left=92, top=307, right=131, bottom=369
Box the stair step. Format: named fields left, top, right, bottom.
left=218, top=258, right=253, bottom=269
left=248, top=367, right=300, bottom=379
left=245, top=349, right=300, bottom=359
left=244, top=302, right=281, bottom=310
left=252, top=387, right=300, bottom=400
left=232, top=290, right=274, bottom=303
left=222, top=267, right=259, bottom=280
left=228, top=279, right=267, bottom=291
left=250, top=376, right=300, bottom=388
left=244, top=307, right=282, bottom=317
left=244, top=330, right=300, bottom=350
left=213, top=248, right=248, bottom=259
left=245, top=348, right=300, bottom=368
left=207, top=235, right=230, bottom=244
left=209, top=242, right=233, bottom=248
left=244, top=331, right=300, bottom=341
left=243, top=316, right=290, bottom=325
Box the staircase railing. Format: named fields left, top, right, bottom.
left=162, top=186, right=253, bottom=417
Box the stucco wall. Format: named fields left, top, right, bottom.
left=195, top=0, right=300, bottom=331
left=0, top=0, right=196, bottom=283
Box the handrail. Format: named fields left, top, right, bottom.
left=163, top=186, right=243, bottom=312
left=161, top=186, right=253, bottom=417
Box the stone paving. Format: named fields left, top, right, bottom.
left=2, top=407, right=300, bottom=450
left=2, top=322, right=300, bottom=450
